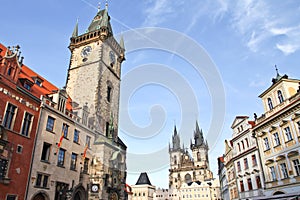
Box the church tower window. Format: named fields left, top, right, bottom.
left=277, top=90, right=284, bottom=103
left=267, top=98, right=273, bottom=110
left=107, top=85, right=112, bottom=102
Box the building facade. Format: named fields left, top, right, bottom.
left=253, top=71, right=300, bottom=199
left=223, top=140, right=238, bottom=200
left=0, top=44, right=41, bottom=200
left=217, top=156, right=230, bottom=200
left=230, top=116, right=264, bottom=199
left=1, top=3, right=128, bottom=200
left=25, top=5, right=127, bottom=200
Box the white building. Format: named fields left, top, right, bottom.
left=131, top=173, right=155, bottom=200
left=230, top=116, right=264, bottom=200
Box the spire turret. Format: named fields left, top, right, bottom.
left=171, top=125, right=181, bottom=151
left=72, top=19, right=78, bottom=38
left=193, top=121, right=204, bottom=147
left=119, top=35, right=125, bottom=51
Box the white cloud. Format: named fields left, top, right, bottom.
left=225, top=1, right=300, bottom=55
left=142, top=0, right=175, bottom=27
left=276, top=44, right=299, bottom=55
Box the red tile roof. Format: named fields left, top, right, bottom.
left=1, top=43, right=72, bottom=110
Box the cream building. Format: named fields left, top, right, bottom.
left=230, top=116, right=264, bottom=199
left=154, top=188, right=180, bottom=200
left=253, top=70, right=300, bottom=199
left=180, top=179, right=220, bottom=200
left=131, top=173, right=155, bottom=200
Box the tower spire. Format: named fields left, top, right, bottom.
left=72, top=18, right=78, bottom=38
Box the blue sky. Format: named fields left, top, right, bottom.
left=1, top=0, right=300, bottom=188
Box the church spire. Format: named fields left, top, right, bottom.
left=194, top=121, right=204, bottom=146
left=171, top=125, right=181, bottom=151
left=72, top=19, right=78, bottom=38
left=119, top=35, right=125, bottom=51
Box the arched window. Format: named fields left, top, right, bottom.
left=277, top=90, right=284, bottom=103
left=241, top=141, right=245, bottom=150
left=184, top=173, right=192, bottom=183
left=7, top=67, right=12, bottom=76
left=197, top=152, right=201, bottom=161
left=267, top=98, right=273, bottom=110
left=174, top=156, right=177, bottom=165
left=245, top=138, right=249, bottom=147
left=238, top=143, right=241, bottom=152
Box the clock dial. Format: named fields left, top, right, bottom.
left=91, top=184, right=99, bottom=192
left=81, top=46, right=92, bottom=58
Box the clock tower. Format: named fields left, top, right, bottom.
left=66, top=6, right=125, bottom=136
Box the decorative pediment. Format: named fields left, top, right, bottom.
left=292, top=113, right=300, bottom=120
left=269, top=126, right=277, bottom=132
left=258, top=131, right=267, bottom=137
left=265, top=159, right=274, bottom=165
left=275, top=155, right=285, bottom=162
left=287, top=150, right=299, bottom=158
left=279, top=119, right=289, bottom=127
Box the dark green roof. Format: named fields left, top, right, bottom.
left=136, top=172, right=152, bottom=185
left=87, top=9, right=113, bottom=34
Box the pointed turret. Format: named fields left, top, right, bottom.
left=119, top=35, right=125, bottom=51
left=193, top=121, right=204, bottom=147
left=170, top=125, right=181, bottom=151
left=71, top=19, right=78, bottom=38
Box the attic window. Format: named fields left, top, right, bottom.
left=35, top=79, right=42, bottom=87
left=24, top=82, right=32, bottom=90
left=7, top=67, right=12, bottom=76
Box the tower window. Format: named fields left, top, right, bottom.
left=278, top=90, right=284, bottom=103
left=267, top=98, right=273, bottom=110
left=107, top=86, right=112, bottom=102
left=106, top=122, right=110, bottom=137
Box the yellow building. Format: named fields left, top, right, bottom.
left=253, top=70, right=300, bottom=199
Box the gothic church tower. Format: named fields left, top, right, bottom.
left=66, top=5, right=125, bottom=137
left=168, top=122, right=213, bottom=189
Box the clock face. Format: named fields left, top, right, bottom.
left=81, top=46, right=92, bottom=58
left=109, top=51, right=116, bottom=64
left=91, top=184, right=99, bottom=193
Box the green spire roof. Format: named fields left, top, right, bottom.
left=72, top=19, right=78, bottom=38
left=87, top=8, right=113, bottom=35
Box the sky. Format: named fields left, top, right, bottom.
left=1, top=0, right=300, bottom=188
